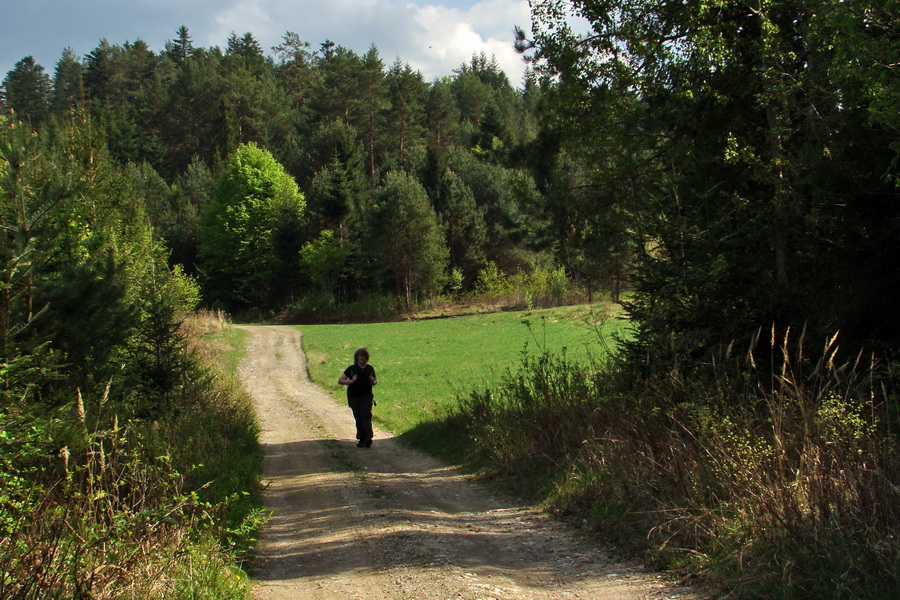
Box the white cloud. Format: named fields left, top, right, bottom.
left=402, top=0, right=528, bottom=82
left=1, top=0, right=531, bottom=86
left=212, top=0, right=275, bottom=43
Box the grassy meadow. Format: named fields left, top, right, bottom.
left=299, top=303, right=626, bottom=459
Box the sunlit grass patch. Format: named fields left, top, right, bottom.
left=298, top=303, right=625, bottom=460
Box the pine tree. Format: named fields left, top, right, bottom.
left=369, top=170, right=448, bottom=307
left=434, top=170, right=487, bottom=286
left=2, top=57, right=51, bottom=125
left=353, top=45, right=387, bottom=181
left=169, top=25, right=193, bottom=63
left=50, top=48, right=84, bottom=116
left=425, top=79, right=460, bottom=150
left=385, top=59, right=427, bottom=165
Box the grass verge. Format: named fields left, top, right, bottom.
left=455, top=325, right=900, bottom=599
left=0, top=309, right=263, bottom=599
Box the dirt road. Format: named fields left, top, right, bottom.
left=238, top=325, right=695, bottom=600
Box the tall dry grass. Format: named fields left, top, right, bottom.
left=0, top=310, right=261, bottom=599
left=457, top=325, right=900, bottom=598
left=0, top=387, right=250, bottom=599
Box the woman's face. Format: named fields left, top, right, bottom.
left=356, top=354, right=368, bottom=367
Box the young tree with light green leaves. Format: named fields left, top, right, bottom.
left=199, top=142, right=305, bottom=310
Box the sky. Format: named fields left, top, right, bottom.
left=1, top=0, right=538, bottom=86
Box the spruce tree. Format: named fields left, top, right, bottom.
left=2, top=57, right=51, bottom=125
left=369, top=170, right=448, bottom=308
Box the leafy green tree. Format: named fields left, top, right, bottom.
left=452, top=71, right=490, bottom=135
left=126, top=247, right=200, bottom=414
left=300, top=229, right=350, bottom=295
left=527, top=0, right=900, bottom=365
left=198, top=142, right=305, bottom=309
left=369, top=170, right=448, bottom=307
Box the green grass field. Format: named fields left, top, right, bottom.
left=299, top=303, right=627, bottom=460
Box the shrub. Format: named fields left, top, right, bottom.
left=285, top=293, right=399, bottom=323
left=474, top=262, right=513, bottom=302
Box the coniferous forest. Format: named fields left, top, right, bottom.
left=3, top=0, right=900, bottom=596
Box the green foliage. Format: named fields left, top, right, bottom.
left=368, top=170, right=449, bottom=307
left=158, top=50, right=227, bottom=177
left=448, top=148, right=547, bottom=271
left=433, top=169, right=487, bottom=284
left=300, top=229, right=350, bottom=294
left=474, top=261, right=512, bottom=300
left=527, top=0, right=900, bottom=368
left=50, top=48, right=83, bottom=116
left=199, top=142, right=305, bottom=310
left=0, top=114, right=261, bottom=599
left=165, top=159, right=216, bottom=272
left=459, top=347, right=597, bottom=475
left=0, top=114, right=79, bottom=366
left=2, top=57, right=51, bottom=126
left=0, top=377, right=259, bottom=599
left=4, top=30, right=609, bottom=316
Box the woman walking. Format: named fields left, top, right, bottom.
left=338, top=347, right=378, bottom=447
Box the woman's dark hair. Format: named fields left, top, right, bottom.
left=354, top=347, right=369, bottom=361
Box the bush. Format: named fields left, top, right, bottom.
left=459, top=347, right=597, bottom=477
left=0, top=389, right=258, bottom=599
left=474, top=262, right=513, bottom=303
left=472, top=262, right=581, bottom=310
